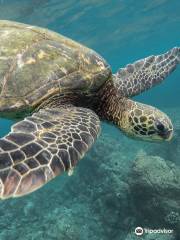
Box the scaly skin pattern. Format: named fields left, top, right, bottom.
left=35, top=77, right=173, bottom=142
left=0, top=107, right=100, bottom=198
left=97, top=78, right=173, bottom=141
left=114, top=47, right=180, bottom=97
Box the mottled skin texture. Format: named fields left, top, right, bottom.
left=0, top=20, right=179, bottom=199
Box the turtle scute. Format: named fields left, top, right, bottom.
left=0, top=20, right=111, bottom=114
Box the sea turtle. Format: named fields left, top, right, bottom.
left=0, top=20, right=179, bottom=199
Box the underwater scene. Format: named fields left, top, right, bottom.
left=0, top=0, right=180, bottom=239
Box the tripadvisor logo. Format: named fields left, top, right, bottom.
left=135, top=227, right=144, bottom=236
left=134, top=227, right=173, bottom=236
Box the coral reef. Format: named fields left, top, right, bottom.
left=129, top=152, right=180, bottom=238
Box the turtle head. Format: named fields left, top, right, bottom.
left=119, top=100, right=173, bottom=142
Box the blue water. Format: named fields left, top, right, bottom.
left=0, top=1, right=180, bottom=240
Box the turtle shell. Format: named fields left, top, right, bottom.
left=0, top=20, right=111, bottom=114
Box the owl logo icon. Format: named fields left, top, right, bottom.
left=135, top=227, right=144, bottom=236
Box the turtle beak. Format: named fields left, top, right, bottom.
left=158, top=129, right=173, bottom=141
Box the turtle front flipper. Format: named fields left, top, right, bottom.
left=0, top=107, right=100, bottom=199
left=114, top=47, right=180, bottom=97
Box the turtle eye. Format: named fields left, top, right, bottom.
left=156, top=121, right=165, bottom=132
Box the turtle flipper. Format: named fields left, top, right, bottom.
left=114, top=47, right=180, bottom=97
left=0, top=107, right=100, bottom=199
